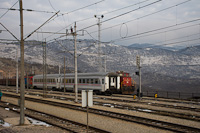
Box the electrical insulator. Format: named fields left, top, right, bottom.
left=136, top=55, right=140, bottom=68
left=135, top=71, right=139, bottom=76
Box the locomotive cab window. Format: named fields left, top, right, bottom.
left=102, top=79, right=104, bottom=84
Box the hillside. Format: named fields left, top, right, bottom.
left=0, top=39, right=199, bottom=92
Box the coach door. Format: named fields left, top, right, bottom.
left=56, top=78, right=61, bottom=89
left=109, top=76, right=117, bottom=88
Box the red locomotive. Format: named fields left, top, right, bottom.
left=116, top=71, right=136, bottom=94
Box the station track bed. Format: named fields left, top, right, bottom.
left=111, top=94, right=200, bottom=105
left=3, top=88, right=200, bottom=109
left=3, top=93, right=200, bottom=133
left=0, top=101, right=109, bottom=133
left=2, top=89, right=200, bottom=122
left=26, top=92, right=200, bottom=122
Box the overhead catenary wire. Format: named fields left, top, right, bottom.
left=89, top=0, right=192, bottom=35
left=39, top=0, right=161, bottom=43
left=113, top=18, right=200, bottom=42
left=154, top=32, right=200, bottom=45
left=0, top=23, right=19, bottom=41
left=54, top=38, right=73, bottom=55
left=49, top=0, right=161, bottom=43
left=24, top=11, right=60, bottom=40
left=61, top=0, right=105, bottom=15
left=48, top=0, right=57, bottom=12
left=117, top=23, right=200, bottom=43
left=78, top=0, right=162, bottom=32
left=100, top=0, right=151, bottom=15
left=0, top=0, right=18, bottom=19
left=155, top=37, right=200, bottom=47
left=41, top=0, right=150, bottom=40
left=0, top=7, right=56, bottom=14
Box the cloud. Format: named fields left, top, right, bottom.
left=0, top=0, right=199, bottom=48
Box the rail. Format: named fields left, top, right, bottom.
left=3, top=93, right=200, bottom=132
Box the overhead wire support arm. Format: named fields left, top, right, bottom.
left=54, top=39, right=73, bottom=55
left=0, top=23, right=19, bottom=41
left=24, top=11, right=60, bottom=40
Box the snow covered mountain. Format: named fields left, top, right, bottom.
left=0, top=39, right=200, bottom=92
left=1, top=39, right=200, bottom=78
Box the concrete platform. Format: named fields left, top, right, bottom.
left=4, top=117, right=30, bottom=126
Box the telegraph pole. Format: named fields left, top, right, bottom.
left=104, top=55, right=107, bottom=72
left=59, top=63, right=61, bottom=75
left=94, top=15, right=104, bottom=72
left=26, top=70, right=28, bottom=90
left=74, top=22, right=78, bottom=103
left=16, top=45, right=19, bottom=93
left=65, top=22, right=79, bottom=102
left=136, top=55, right=142, bottom=100
left=19, top=0, right=25, bottom=125
left=64, top=57, right=66, bottom=93
left=43, top=40, right=47, bottom=97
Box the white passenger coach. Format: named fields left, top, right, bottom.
left=33, top=72, right=121, bottom=94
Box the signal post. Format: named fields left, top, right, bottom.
left=136, top=55, right=142, bottom=100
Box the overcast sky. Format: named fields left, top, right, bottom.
left=0, top=0, right=200, bottom=48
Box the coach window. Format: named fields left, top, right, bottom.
left=95, top=79, right=98, bottom=84
left=91, top=79, right=94, bottom=84
left=72, top=79, right=74, bottom=83
left=69, top=79, right=71, bottom=83
left=83, top=79, right=85, bottom=83
left=79, top=79, right=81, bottom=83
left=87, top=79, right=90, bottom=84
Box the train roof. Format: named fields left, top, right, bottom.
left=33, top=72, right=119, bottom=78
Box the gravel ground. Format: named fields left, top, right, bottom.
left=2, top=93, right=172, bottom=133
left=22, top=90, right=200, bottom=116
left=2, top=90, right=200, bottom=132
left=0, top=107, right=68, bottom=133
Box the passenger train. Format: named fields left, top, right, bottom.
left=0, top=71, right=136, bottom=95
left=33, top=71, right=135, bottom=95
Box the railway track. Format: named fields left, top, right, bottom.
left=0, top=101, right=109, bottom=133
left=95, top=96, right=200, bottom=112
left=3, top=93, right=200, bottom=133
left=3, top=88, right=200, bottom=107
left=111, top=94, right=200, bottom=105
left=25, top=90, right=200, bottom=113
left=2, top=87, right=200, bottom=105
left=2, top=89, right=200, bottom=122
